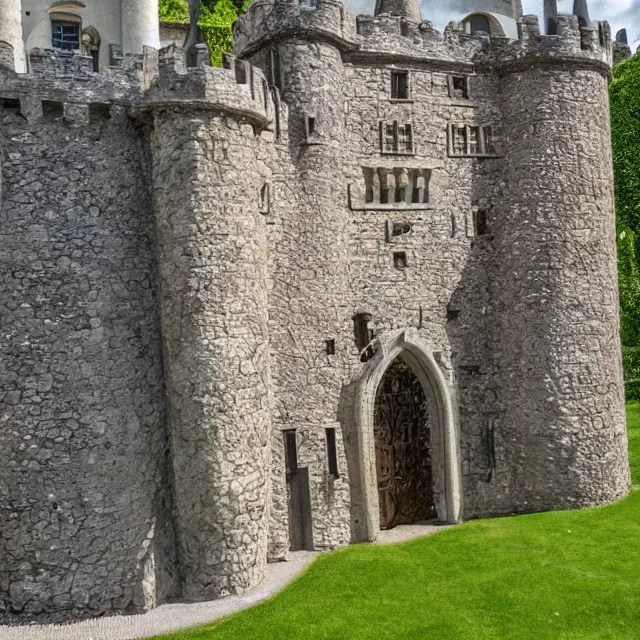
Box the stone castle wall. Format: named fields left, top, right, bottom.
left=0, top=57, right=176, bottom=622
left=0, top=1, right=632, bottom=624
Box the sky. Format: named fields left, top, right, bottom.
left=344, top=0, right=640, bottom=49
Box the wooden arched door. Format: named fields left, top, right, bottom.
left=374, top=357, right=435, bottom=529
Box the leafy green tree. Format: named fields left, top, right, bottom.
left=159, top=0, right=248, bottom=66
left=611, top=53, right=640, bottom=394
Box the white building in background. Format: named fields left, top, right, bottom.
left=19, top=0, right=160, bottom=71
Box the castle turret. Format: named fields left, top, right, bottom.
left=145, top=49, right=274, bottom=601
left=121, top=0, right=160, bottom=55
left=374, top=0, right=421, bottom=24
left=0, top=0, right=26, bottom=72
left=492, top=15, right=630, bottom=512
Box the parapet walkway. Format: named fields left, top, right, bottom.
left=3, top=524, right=449, bottom=640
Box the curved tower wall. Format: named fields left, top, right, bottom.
left=240, top=3, right=354, bottom=553
left=148, top=60, right=273, bottom=600
left=493, top=24, right=630, bottom=511
left=121, top=0, right=160, bottom=55
left=0, top=0, right=26, bottom=72
left=0, top=88, right=173, bottom=621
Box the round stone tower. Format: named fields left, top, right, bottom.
left=146, top=50, right=274, bottom=601
left=0, top=0, right=26, bottom=72
left=492, top=15, right=631, bottom=512
left=234, top=0, right=355, bottom=553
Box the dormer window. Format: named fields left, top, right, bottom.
left=391, top=71, right=410, bottom=100
left=52, top=18, right=81, bottom=50
left=467, top=14, right=490, bottom=35
left=462, top=13, right=505, bottom=37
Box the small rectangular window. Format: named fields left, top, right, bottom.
left=326, top=428, right=339, bottom=477
left=0, top=97, right=20, bottom=109
left=51, top=20, right=80, bottom=50
left=300, top=0, right=317, bottom=9
left=391, top=71, right=409, bottom=100
left=89, top=103, right=111, bottom=122
left=325, top=339, right=335, bottom=355
left=284, top=430, right=298, bottom=474
left=450, top=76, right=469, bottom=99
left=307, top=116, right=315, bottom=136
left=398, top=123, right=413, bottom=154
left=42, top=100, right=64, bottom=120
left=393, top=251, right=407, bottom=268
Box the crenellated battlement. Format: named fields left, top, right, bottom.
left=0, top=43, right=277, bottom=131
left=233, top=1, right=612, bottom=75
left=142, top=45, right=275, bottom=129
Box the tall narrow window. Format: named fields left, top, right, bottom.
left=326, top=429, right=339, bottom=477
left=474, top=210, right=488, bottom=236
left=468, top=126, right=480, bottom=154
left=52, top=20, right=80, bottom=50
left=284, top=430, right=298, bottom=474
left=482, top=127, right=495, bottom=154
left=391, top=71, right=409, bottom=100
left=353, top=313, right=374, bottom=362
left=235, top=59, right=247, bottom=84
left=452, top=125, right=467, bottom=155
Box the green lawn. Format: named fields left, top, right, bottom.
left=153, top=405, right=640, bottom=640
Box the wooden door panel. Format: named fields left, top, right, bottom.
left=373, top=358, right=435, bottom=529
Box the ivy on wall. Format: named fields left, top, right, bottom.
left=611, top=53, right=640, bottom=397
left=159, top=0, right=250, bottom=66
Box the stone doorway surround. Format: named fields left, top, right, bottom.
left=350, top=329, right=463, bottom=541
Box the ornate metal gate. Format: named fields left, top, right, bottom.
left=374, top=357, right=435, bottom=529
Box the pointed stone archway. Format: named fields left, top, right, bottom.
left=350, top=329, right=462, bottom=542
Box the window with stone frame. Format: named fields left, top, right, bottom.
left=449, top=75, right=469, bottom=99
left=449, top=124, right=498, bottom=157
left=391, top=70, right=410, bottom=100
left=380, top=121, right=414, bottom=155
left=51, top=19, right=81, bottom=50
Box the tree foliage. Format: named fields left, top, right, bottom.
left=159, top=0, right=249, bottom=66
left=611, top=53, right=640, bottom=394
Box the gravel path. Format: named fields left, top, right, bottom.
left=2, top=523, right=449, bottom=640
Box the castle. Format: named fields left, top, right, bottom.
left=0, top=0, right=632, bottom=625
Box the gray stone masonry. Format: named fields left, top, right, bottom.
left=0, top=0, right=631, bottom=625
